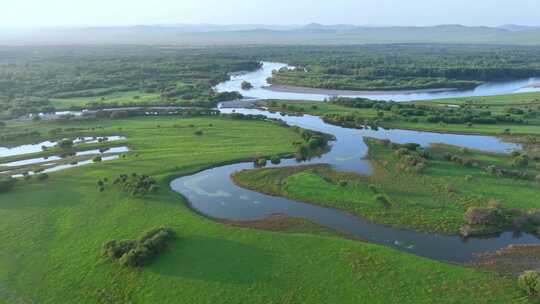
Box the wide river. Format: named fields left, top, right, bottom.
left=171, top=63, right=540, bottom=263
left=215, top=61, right=540, bottom=102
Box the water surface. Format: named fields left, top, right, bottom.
left=171, top=108, right=536, bottom=263
left=215, top=62, right=540, bottom=102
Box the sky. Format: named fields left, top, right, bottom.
left=1, top=0, right=539, bottom=28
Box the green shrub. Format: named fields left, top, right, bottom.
left=57, top=139, right=74, bottom=149
left=374, top=194, right=390, bottom=206
left=0, top=177, right=16, bottom=193
left=113, top=173, right=157, bottom=196
left=102, top=227, right=176, bottom=267
left=339, top=180, right=348, bottom=187
left=37, top=173, right=49, bottom=181
left=194, top=129, right=203, bottom=136
left=518, top=271, right=540, bottom=296
left=93, top=156, right=102, bottom=162
left=254, top=158, right=267, bottom=167
left=270, top=156, right=281, bottom=165
left=463, top=207, right=498, bottom=225
left=512, top=154, right=529, bottom=167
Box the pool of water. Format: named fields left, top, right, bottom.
left=0, top=136, right=126, bottom=158
left=170, top=108, right=537, bottom=263
left=10, top=155, right=120, bottom=178
left=215, top=62, right=540, bottom=102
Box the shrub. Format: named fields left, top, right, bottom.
left=254, top=158, right=267, bottom=167
left=114, top=173, right=157, bottom=196
left=270, top=156, right=281, bottom=165
left=37, top=173, right=49, bottom=181
left=103, top=227, right=176, bottom=267
left=403, top=143, right=421, bottom=151
left=512, top=154, right=529, bottom=167
left=518, top=271, right=540, bottom=296
left=241, top=81, right=253, bottom=90
left=374, top=194, right=390, bottom=206
left=57, top=139, right=74, bottom=149
left=93, top=156, right=102, bottom=162
left=378, top=139, right=391, bottom=147
left=487, top=199, right=503, bottom=209
left=368, top=184, right=378, bottom=193
left=464, top=207, right=498, bottom=225
left=339, top=180, right=348, bottom=187
left=194, top=129, right=203, bottom=136
left=0, top=177, right=16, bottom=193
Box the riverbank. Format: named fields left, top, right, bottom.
left=265, top=84, right=458, bottom=96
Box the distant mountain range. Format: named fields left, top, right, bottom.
left=1, top=24, right=539, bottom=46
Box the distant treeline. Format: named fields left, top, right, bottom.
left=263, top=45, right=540, bottom=91
left=0, top=46, right=261, bottom=118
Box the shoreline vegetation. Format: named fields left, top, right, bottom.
left=264, top=84, right=458, bottom=96
left=256, top=91, right=540, bottom=136
left=232, top=137, right=540, bottom=235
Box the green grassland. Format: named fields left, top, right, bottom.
left=0, top=116, right=530, bottom=303
left=262, top=91, right=540, bottom=135
left=50, top=90, right=161, bottom=109
left=233, top=138, right=540, bottom=234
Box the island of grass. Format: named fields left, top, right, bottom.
left=233, top=137, right=540, bottom=235
left=261, top=91, right=540, bottom=137
left=0, top=114, right=532, bottom=303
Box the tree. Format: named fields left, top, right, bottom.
left=57, top=139, right=74, bottom=150
left=241, top=81, right=254, bottom=90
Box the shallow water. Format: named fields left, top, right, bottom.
left=0, top=136, right=126, bottom=158
left=215, top=62, right=540, bottom=102
left=170, top=108, right=538, bottom=263
left=10, top=155, right=120, bottom=178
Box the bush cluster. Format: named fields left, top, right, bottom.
left=389, top=143, right=428, bottom=174
left=290, top=126, right=330, bottom=160
left=518, top=271, right=540, bottom=297
left=0, top=177, right=16, bottom=193
left=111, top=173, right=158, bottom=196
left=443, top=152, right=538, bottom=182
left=102, top=227, right=176, bottom=267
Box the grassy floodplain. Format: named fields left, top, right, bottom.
left=263, top=91, right=540, bottom=135
left=50, top=90, right=161, bottom=109
left=233, top=138, right=540, bottom=234
left=0, top=115, right=530, bottom=303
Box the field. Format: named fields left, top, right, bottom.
left=0, top=115, right=529, bottom=303
left=50, top=90, right=161, bottom=109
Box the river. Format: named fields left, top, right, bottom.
left=170, top=63, right=540, bottom=263
left=215, top=61, right=540, bottom=102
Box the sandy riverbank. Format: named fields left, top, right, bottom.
left=264, top=84, right=458, bottom=96
left=526, top=82, right=540, bottom=88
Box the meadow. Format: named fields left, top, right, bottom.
left=0, top=115, right=529, bottom=303
left=263, top=91, right=540, bottom=135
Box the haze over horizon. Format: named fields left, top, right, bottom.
left=2, top=0, right=540, bottom=28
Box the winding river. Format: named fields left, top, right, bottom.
left=215, top=62, right=540, bottom=102
left=171, top=63, right=540, bottom=263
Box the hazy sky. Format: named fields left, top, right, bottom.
left=1, top=0, right=539, bottom=28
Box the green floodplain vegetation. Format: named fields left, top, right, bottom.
left=233, top=138, right=540, bottom=235
left=264, top=91, right=540, bottom=136
left=1, top=45, right=540, bottom=302
left=0, top=114, right=533, bottom=303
